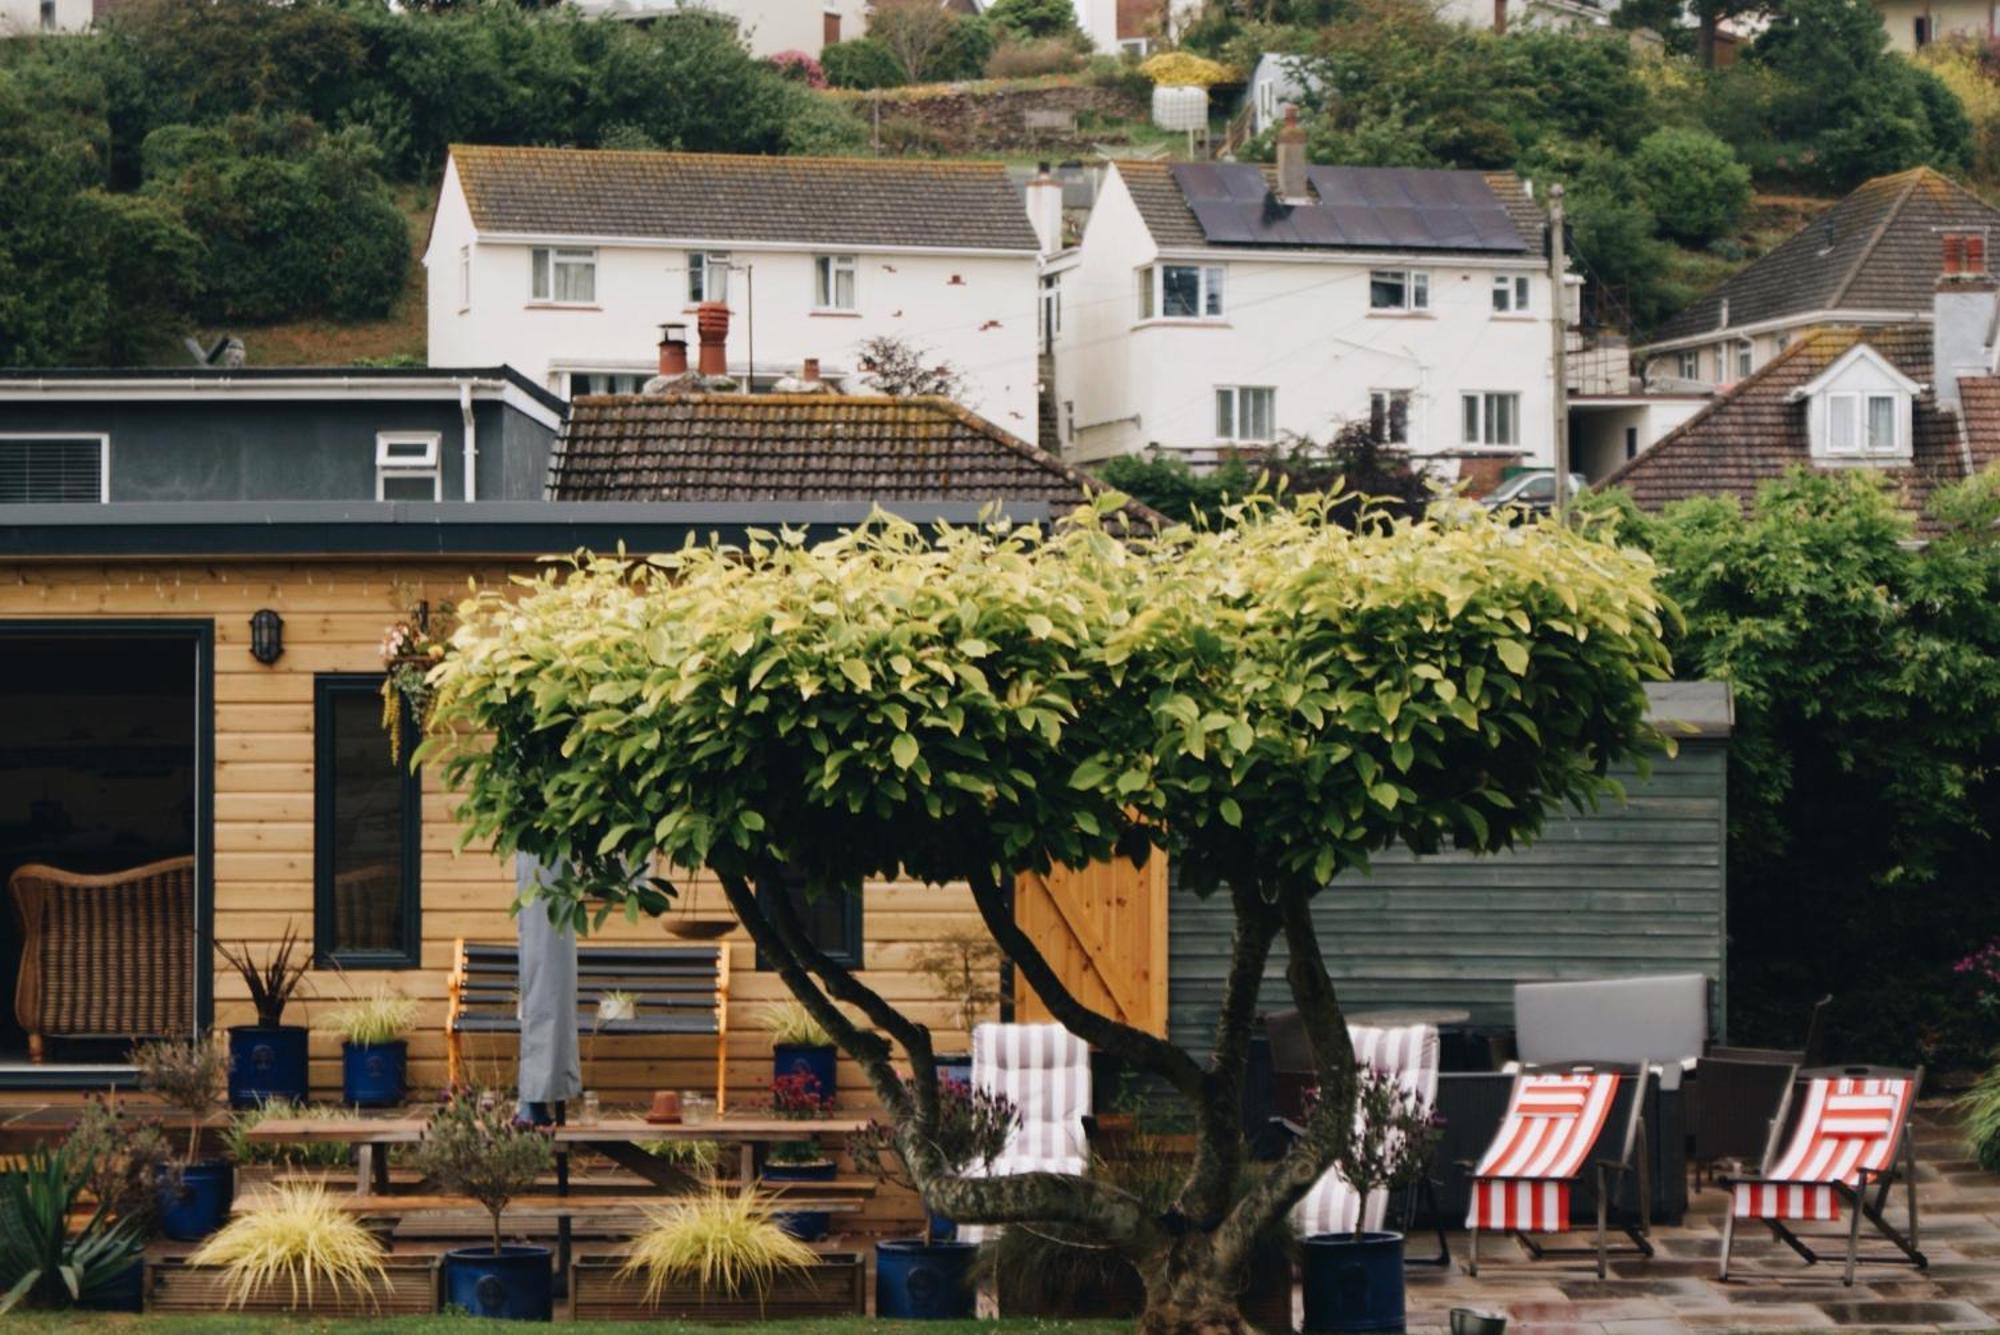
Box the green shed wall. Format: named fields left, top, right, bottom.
left=1166, top=739, right=1729, bottom=1049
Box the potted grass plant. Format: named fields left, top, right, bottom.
left=762, top=1072, right=837, bottom=1242
left=212, top=924, right=313, bottom=1108
left=761, top=1000, right=837, bottom=1102
left=322, top=989, right=419, bottom=1108
left=1298, top=1069, right=1442, bottom=1335
left=414, top=1088, right=556, bottom=1321
left=135, top=1035, right=234, bottom=1241
left=161, top=1182, right=435, bottom=1315
left=852, top=1076, right=1017, bottom=1320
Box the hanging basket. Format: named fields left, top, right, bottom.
left=378, top=613, right=451, bottom=764
left=664, top=919, right=735, bottom=941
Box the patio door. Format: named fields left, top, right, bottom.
left=0, top=622, right=211, bottom=1075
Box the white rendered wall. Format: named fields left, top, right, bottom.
left=425, top=165, right=1042, bottom=432
left=1052, top=167, right=1560, bottom=469
left=0, top=0, right=89, bottom=33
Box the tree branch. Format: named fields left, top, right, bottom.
left=966, top=866, right=1206, bottom=1099
left=1215, top=891, right=1356, bottom=1272
left=1182, top=884, right=1280, bottom=1225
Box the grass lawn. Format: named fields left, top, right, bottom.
left=12, top=1318, right=1132, bottom=1334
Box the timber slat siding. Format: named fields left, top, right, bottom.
left=1167, top=743, right=1729, bottom=1049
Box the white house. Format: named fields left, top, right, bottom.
left=1873, top=0, right=1995, bottom=52
left=1046, top=121, right=1559, bottom=474
left=564, top=0, right=873, bottom=57
left=425, top=145, right=1044, bottom=433
left=0, top=0, right=89, bottom=33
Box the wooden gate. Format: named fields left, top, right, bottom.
left=1013, top=852, right=1169, bottom=1036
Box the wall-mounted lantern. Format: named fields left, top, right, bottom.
left=249, top=608, right=284, bottom=665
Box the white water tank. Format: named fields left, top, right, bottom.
left=1151, top=85, right=1209, bottom=133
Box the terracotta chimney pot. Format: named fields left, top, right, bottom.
left=695, top=300, right=730, bottom=377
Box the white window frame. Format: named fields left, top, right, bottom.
left=1675, top=350, right=1700, bottom=380
left=1735, top=342, right=1753, bottom=380
left=1138, top=264, right=1226, bottom=322
left=530, top=246, right=596, bottom=305
left=1256, top=80, right=1279, bottom=128
left=375, top=432, right=442, bottom=501
left=0, top=432, right=110, bottom=503
left=688, top=250, right=731, bottom=305
left=1215, top=385, right=1276, bottom=443
left=1369, top=269, right=1429, bottom=313
left=814, top=254, right=858, bottom=311
left=457, top=245, right=471, bottom=313
left=1369, top=389, right=1412, bottom=444
left=1821, top=391, right=1902, bottom=457
left=1491, top=274, right=1531, bottom=314
left=1460, top=392, right=1520, bottom=447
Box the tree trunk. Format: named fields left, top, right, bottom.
left=1135, top=1234, right=1278, bottom=1335
left=1698, top=13, right=1718, bottom=67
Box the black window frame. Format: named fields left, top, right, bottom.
left=755, top=866, right=862, bottom=970
left=313, top=672, right=422, bottom=969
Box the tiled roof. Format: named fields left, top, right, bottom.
left=1604, top=325, right=1985, bottom=535
left=1114, top=160, right=1545, bottom=255
left=548, top=392, right=1157, bottom=527
left=1650, top=169, right=2000, bottom=344
left=449, top=145, right=1039, bottom=252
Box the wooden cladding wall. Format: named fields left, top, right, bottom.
left=1013, top=852, right=1169, bottom=1036
left=1166, top=742, right=1730, bottom=1052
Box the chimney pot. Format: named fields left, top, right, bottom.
left=1276, top=105, right=1308, bottom=204
left=1944, top=233, right=1965, bottom=276
left=802, top=358, right=820, bottom=382
left=695, top=300, right=729, bottom=377
left=657, top=322, right=689, bottom=377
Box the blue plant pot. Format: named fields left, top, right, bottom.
left=342, top=1039, right=408, bottom=1108
left=228, top=1024, right=308, bottom=1108
left=926, top=1208, right=958, bottom=1242
left=157, top=1160, right=233, bottom=1241
left=1302, top=1231, right=1406, bottom=1334
left=773, top=1042, right=837, bottom=1102
left=876, top=1238, right=978, bottom=1319
left=937, top=1054, right=973, bottom=1089
left=765, top=1156, right=836, bottom=1242
left=443, top=1244, right=553, bottom=1321
left=78, top=1259, right=145, bottom=1312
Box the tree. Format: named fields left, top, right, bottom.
left=866, top=0, right=973, bottom=84
left=985, top=0, right=1080, bottom=41
left=853, top=335, right=970, bottom=399
left=1631, top=126, right=1751, bottom=245
left=424, top=498, right=1669, bottom=1332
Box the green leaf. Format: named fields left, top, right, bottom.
left=1069, top=757, right=1112, bottom=790
left=1219, top=797, right=1242, bottom=827
left=839, top=658, right=873, bottom=691
left=891, top=733, right=919, bottom=770
left=1496, top=640, right=1530, bottom=675
left=1369, top=782, right=1401, bottom=810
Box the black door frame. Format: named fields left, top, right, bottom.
left=0, top=618, right=215, bottom=1089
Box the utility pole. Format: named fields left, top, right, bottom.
left=1548, top=182, right=1571, bottom=524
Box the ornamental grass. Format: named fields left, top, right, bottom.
left=618, top=1187, right=818, bottom=1304
left=320, top=989, right=419, bottom=1046
left=758, top=1000, right=833, bottom=1048
left=187, top=1183, right=388, bottom=1310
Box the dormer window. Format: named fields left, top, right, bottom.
left=1791, top=342, right=1919, bottom=464
left=1823, top=392, right=1900, bottom=456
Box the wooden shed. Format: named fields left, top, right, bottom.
left=1167, top=681, right=1734, bottom=1049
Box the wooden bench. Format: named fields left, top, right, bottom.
left=444, top=940, right=730, bottom=1108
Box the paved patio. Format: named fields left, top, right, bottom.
left=1396, top=1107, right=2000, bottom=1334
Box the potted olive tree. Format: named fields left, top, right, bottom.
left=322, top=990, right=419, bottom=1108
left=134, top=1036, right=233, bottom=1241
left=761, top=1001, right=836, bottom=1102
left=852, top=1078, right=1017, bottom=1320
left=213, top=926, right=312, bottom=1108
left=1298, top=1069, right=1441, bottom=1335
left=414, top=1090, right=556, bottom=1321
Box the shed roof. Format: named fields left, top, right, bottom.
left=448, top=145, right=1040, bottom=252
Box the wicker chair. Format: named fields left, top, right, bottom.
left=10, top=856, right=196, bottom=1061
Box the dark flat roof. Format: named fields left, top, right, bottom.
left=0, top=500, right=1049, bottom=559
left=0, top=366, right=568, bottom=417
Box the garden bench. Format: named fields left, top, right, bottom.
left=445, top=939, right=730, bottom=1108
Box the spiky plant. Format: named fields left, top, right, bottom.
left=758, top=1001, right=832, bottom=1048
left=618, top=1187, right=818, bottom=1305
left=0, top=1146, right=144, bottom=1313
left=210, top=923, right=313, bottom=1028
left=189, top=1183, right=388, bottom=1310
left=320, top=990, right=419, bottom=1047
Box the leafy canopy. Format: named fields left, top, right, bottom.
left=425, top=498, right=1668, bottom=927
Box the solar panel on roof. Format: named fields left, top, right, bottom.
left=1169, top=159, right=1527, bottom=251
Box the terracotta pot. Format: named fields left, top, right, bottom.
left=646, top=1089, right=682, bottom=1123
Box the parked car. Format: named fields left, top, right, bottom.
left=1482, top=470, right=1587, bottom=514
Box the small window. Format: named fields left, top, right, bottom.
left=1141, top=264, right=1225, bottom=320
left=1216, top=386, right=1276, bottom=442
left=1257, top=80, right=1278, bottom=125
left=457, top=245, right=471, bottom=312
left=1491, top=274, right=1531, bottom=313
left=39, top=0, right=55, bottom=29
left=756, top=867, right=862, bottom=968
left=1776, top=332, right=1791, bottom=352
left=531, top=247, right=596, bottom=304
left=0, top=436, right=106, bottom=503
left=688, top=251, right=731, bottom=305
left=815, top=254, right=857, bottom=311
left=1675, top=350, right=1700, bottom=381
left=1815, top=389, right=1906, bottom=457
left=1461, top=392, right=1519, bottom=446
left=1827, top=393, right=1859, bottom=454
left=1624, top=425, right=1639, bottom=461
left=1137, top=265, right=1155, bottom=320
left=1369, top=390, right=1410, bottom=444
left=568, top=371, right=646, bottom=396
left=1866, top=394, right=1897, bottom=452
left=1915, top=14, right=1932, bottom=45
left=1370, top=270, right=1428, bottom=312
left=1735, top=343, right=1753, bottom=380
left=315, top=674, right=421, bottom=967
left=376, top=433, right=441, bottom=501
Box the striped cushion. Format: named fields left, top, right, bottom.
left=1466, top=1071, right=1622, bottom=1233
left=1731, top=1076, right=1914, bottom=1222
left=1292, top=1024, right=1441, bottom=1237
left=971, top=1022, right=1091, bottom=1170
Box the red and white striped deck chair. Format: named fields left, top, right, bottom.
left=1465, top=1063, right=1652, bottom=1278
left=1292, top=1024, right=1446, bottom=1261
left=1719, top=1065, right=1925, bottom=1285
left=961, top=1022, right=1092, bottom=1244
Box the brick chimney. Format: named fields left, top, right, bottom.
left=657, top=322, right=689, bottom=377
left=1025, top=161, right=1064, bottom=257
left=695, top=300, right=729, bottom=378
left=1275, top=106, right=1308, bottom=205
left=1934, top=230, right=1996, bottom=410
left=802, top=357, right=820, bottom=384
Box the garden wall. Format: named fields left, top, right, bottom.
left=829, top=77, right=1148, bottom=155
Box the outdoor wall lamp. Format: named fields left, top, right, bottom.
left=249, top=608, right=285, bottom=665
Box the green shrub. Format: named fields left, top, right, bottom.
left=823, top=37, right=907, bottom=89
left=1631, top=126, right=1751, bottom=244
left=984, top=0, right=1080, bottom=41
left=1959, top=1055, right=2000, bottom=1172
